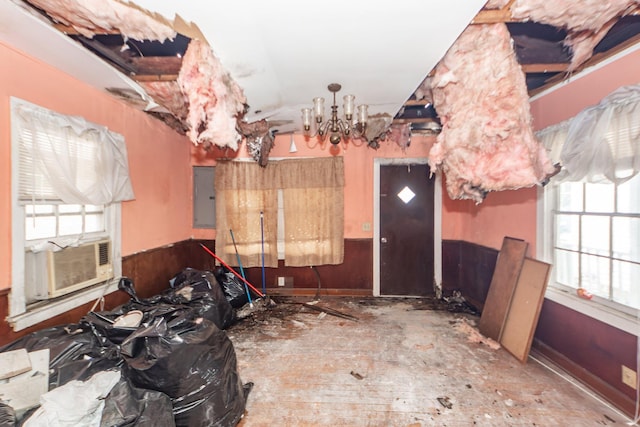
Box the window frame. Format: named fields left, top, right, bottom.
left=537, top=184, right=639, bottom=336
left=9, top=98, right=122, bottom=331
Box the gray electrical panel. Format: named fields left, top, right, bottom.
left=193, top=166, right=216, bottom=228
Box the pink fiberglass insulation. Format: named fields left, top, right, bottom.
left=25, top=0, right=176, bottom=41
left=428, top=23, right=555, bottom=204
left=510, top=0, right=640, bottom=70
left=178, top=39, right=246, bottom=151
left=511, top=0, right=637, bottom=33
left=140, top=81, right=189, bottom=121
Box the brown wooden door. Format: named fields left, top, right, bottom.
left=380, top=163, right=435, bottom=296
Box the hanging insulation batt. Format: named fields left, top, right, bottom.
left=428, top=23, right=555, bottom=203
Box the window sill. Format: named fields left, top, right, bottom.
left=545, top=286, right=639, bottom=336
left=7, top=279, right=119, bottom=332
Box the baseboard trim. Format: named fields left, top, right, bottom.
left=531, top=339, right=636, bottom=418
left=265, top=288, right=373, bottom=297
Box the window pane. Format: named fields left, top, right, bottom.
left=612, top=217, right=640, bottom=263
left=612, top=260, right=640, bottom=309
left=85, top=213, right=105, bottom=233
left=555, top=214, right=579, bottom=250
left=581, top=215, right=609, bottom=256
left=584, top=182, right=614, bottom=212
left=25, top=216, right=56, bottom=240
left=58, top=204, right=82, bottom=214
left=581, top=254, right=610, bottom=298
left=25, top=204, right=55, bottom=215
left=617, top=173, right=640, bottom=214
left=59, top=215, right=83, bottom=236
left=558, top=182, right=583, bottom=211
left=554, top=249, right=579, bottom=288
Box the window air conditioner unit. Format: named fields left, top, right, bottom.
left=34, top=239, right=113, bottom=299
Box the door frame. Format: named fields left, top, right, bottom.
left=373, top=158, right=442, bottom=297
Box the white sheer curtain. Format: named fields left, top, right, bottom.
left=537, top=84, right=640, bottom=184
left=536, top=120, right=569, bottom=167
left=15, top=100, right=135, bottom=204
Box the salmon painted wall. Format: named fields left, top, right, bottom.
left=530, top=47, right=640, bottom=129
left=0, top=42, right=193, bottom=290
left=190, top=132, right=443, bottom=241
left=442, top=185, right=538, bottom=254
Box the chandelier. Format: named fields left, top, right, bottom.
left=301, top=83, right=369, bottom=145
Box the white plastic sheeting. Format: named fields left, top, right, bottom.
left=14, top=99, right=135, bottom=205
left=539, top=84, right=640, bottom=184
left=23, top=370, right=121, bottom=427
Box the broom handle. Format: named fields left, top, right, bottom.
left=260, top=211, right=266, bottom=295
left=199, top=243, right=265, bottom=298
left=230, top=229, right=253, bottom=306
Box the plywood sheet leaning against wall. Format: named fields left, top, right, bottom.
left=479, top=236, right=528, bottom=341
left=500, top=258, right=551, bottom=363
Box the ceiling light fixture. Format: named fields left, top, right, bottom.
left=301, top=83, right=368, bottom=145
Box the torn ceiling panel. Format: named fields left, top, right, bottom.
left=24, top=0, right=176, bottom=40
left=0, top=1, right=156, bottom=108
left=126, top=0, right=487, bottom=134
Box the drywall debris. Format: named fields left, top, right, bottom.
left=437, top=396, right=453, bottom=409
left=452, top=317, right=501, bottom=350
left=428, top=23, right=555, bottom=203
left=350, top=371, right=365, bottom=380
left=237, top=119, right=274, bottom=166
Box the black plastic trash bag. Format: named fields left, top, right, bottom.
left=0, top=324, right=114, bottom=389
left=0, top=402, right=16, bottom=427
left=213, top=266, right=249, bottom=309
left=168, top=268, right=237, bottom=328
left=120, top=315, right=247, bottom=427
left=100, top=375, right=175, bottom=427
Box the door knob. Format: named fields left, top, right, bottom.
left=381, top=237, right=388, bottom=243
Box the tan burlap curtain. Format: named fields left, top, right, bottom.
left=278, top=157, right=344, bottom=266
left=215, top=161, right=278, bottom=267
left=215, top=157, right=344, bottom=268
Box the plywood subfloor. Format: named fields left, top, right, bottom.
left=228, top=297, right=628, bottom=426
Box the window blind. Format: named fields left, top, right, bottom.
left=14, top=100, right=135, bottom=205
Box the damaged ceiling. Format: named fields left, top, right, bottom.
left=1, top=0, right=639, bottom=199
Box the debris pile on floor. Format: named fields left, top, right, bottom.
left=0, top=268, right=254, bottom=427
left=451, top=317, right=501, bottom=350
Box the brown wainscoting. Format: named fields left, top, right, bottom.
left=121, top=239, right=216, bottom=298
left=441, top=240, right=498, bottom=310
left=239, top=239, right=373, bottom=296
left=532, top=299, right=638, bottom=416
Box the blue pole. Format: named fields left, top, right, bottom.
left=230, top=229, right=253, bottom=307
left=260, top=211, right=266, bottom=295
